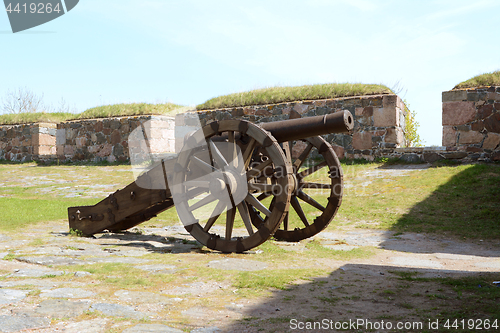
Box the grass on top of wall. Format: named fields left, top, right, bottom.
left=0, top=112, right=75, bottom=125
left=0, top=103, right=188, bottom=125
left=454, top=70, right=500, bottom=89
left=77, top=102, right=185, bottom=119
left=196, top=83, right=392, bottom=110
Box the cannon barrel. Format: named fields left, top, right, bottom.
left=259, top=110, right=353, bottom=143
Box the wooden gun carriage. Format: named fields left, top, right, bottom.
left=68, top=110, right=354, bottom=253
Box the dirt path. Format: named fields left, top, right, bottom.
left=0, top=221, right=498, bottom=333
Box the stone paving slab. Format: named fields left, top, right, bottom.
left=40, top=288, right=95, bottom=299
left=207, top=258, right=268, bottom=271
left=7, top=268, right=65, bottom=278
left=114, top=290, right=175, bottom=304
left=0, top=289, right=28, bottom=305
left=34, top=299, right=90, bottom=318
left=91, top=303, right=153, bottom=320
left=16, top=256, right=85, bottom=266
left=0, top=314, right=50, bottom=332
left=87, top=257, right=150, bottom=264
left=0, top=279, right=61, bottom=289
left=123, top=324, right=184, bottom=333
left=191, top=327, right=222, bottom=333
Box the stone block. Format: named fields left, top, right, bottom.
left=442, top=90, right=467, bottom=102
left=352, top=131, right=373, bottom=150
left=400, top=153, right=421, bottom=163
left=374, top=107, right=398, bottom=127
left=458, top=131, right=484, bottom=144
left=36, top=145, right=56, bottom=156
left=442, top=126, right=457, bottom=146
left=478, top=104, right=493, bottom=119
left=382, top=95, right=398, bottom=108
left=444, top=152, right=467, bottom=159
left=111, top=130, right=122, bottom=145
left=385, top=128, right=403, bottom=145
left=75, top=137, right=87, bottom=148
left=56, top=129, right=66, bottom=145
left=63, top=145, right=74, bottom=156
left=355, top=107, right=364, bottom=116
left=483, top=133, right=500, bottom=149
left=471, top=120, right=485, bottom=131
left=423, top=152, right=444, bottom=163
left=331, top=144, right=345, bottom=159
left=487, top=92, right=500, bottom=101
left=442, top=101, right=476, bottom=125
left=293, top=103, right=309, bottom=114
left=484, top=113, right=500, bottom=133
left=97, top=144, right=113, bottom=157
left=492, top=151, right=500, bottom=161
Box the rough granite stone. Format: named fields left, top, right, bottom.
left=207, top=258, right=268, bottom=271
left=352, top=131, right=373, bottom=150
left=91, top=303, right=151, bottom=319
left=35, top=299, right=90, bottom=318
left=483, top=133, right=500, bottom=149
left=40, top=288, right=95, bottom=299
left=442, top=101, right=476, bottom=125
left=0, top=289, right=28, bottom=305
left=458, top=131, right=484, bottom=144
left=0, top=315, right=50, bottom=332
left=442, top=90, right=467, bottom=102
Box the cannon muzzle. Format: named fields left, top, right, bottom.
left=259, top=110, right=353, bottom=143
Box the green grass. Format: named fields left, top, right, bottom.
left=337, top=163, right=500, bottom=240
left=0, top=197, right=97, bottom=231
left=196, top=83, right=392, bottom=110
left=0, top=112, right=74, bottom=125
left=0, top=103, right=187, bottom=125
left=77, top=102, right=185, bottom=120
left=454, top=70, right=500, bottom=89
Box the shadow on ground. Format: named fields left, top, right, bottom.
left=378, top=164, right=500, bottom=257
left=222, top=264, right=500, bottom=333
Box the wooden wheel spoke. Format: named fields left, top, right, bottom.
left=248, top=183, right=280, bottom=193
left=300, top=182, right=332, bottom=190
left=237, top=202, right=254, bottom=236
left=186, top=187, right=209, bottom=200
left=227, top=131, right=238, bottom=168
left=247, top=159, right=272, bottom=179
left=191, top=156, right=217, bottom=173
left=203, top=200, right=227, bottom=232
left=282, top=142, right=292, bottom=164
left=297, top=190, right=325, bottom=212
left=183, top=180, right=210, bottom=188
left=242, top=138, right=257, bottom=169
left=293, top=142, right=313, bottom=171
left=208, top=139, right=228, bottom=168
left=245, top=193, right=272, bottom=217
left=291, top=196, right=309, bottom=227
left=189, top=194, right=216, bottom=211
left=256, top=192, right=271, bottom=201
left=283, top=213, right=289, bottom=231
left=225, top=208, right=236, bottom=240
left=299, top=160, right=327, bottom=179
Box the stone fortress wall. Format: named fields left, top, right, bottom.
left=0, top=88, right=499, bottom=163
left=176, top=94, right=409, bottom=159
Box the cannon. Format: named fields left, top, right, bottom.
left=68, top=110, right=354, bottom=253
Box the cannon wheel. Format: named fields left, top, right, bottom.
left=174, top=119, right=293, bottom=253
left=270, top=136, right=343, bottom=242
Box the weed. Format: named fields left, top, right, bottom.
left=69, top=228, right=84, bottom=237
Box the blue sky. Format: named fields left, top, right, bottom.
left=1, top=0, right=499, bottom=145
